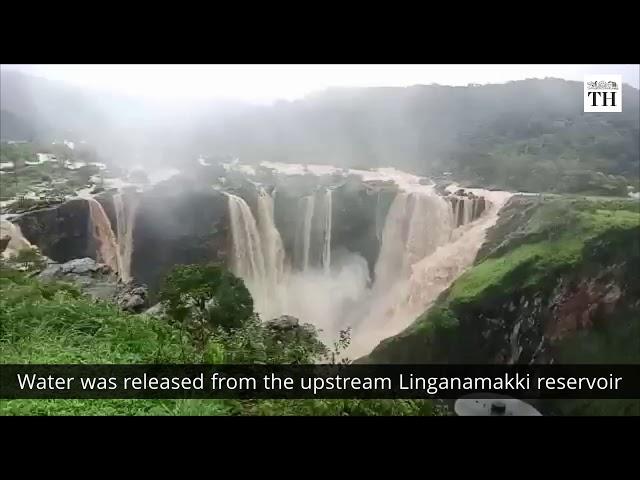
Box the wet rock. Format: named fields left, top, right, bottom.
left=116, top=284, right=148, bottom=313
left=37, top=256, right=150, bottom=311
left=38, top=257, right=119, bottom=301
left=266, top=315, right=300, bottom=331
left=131, top=186, right=229, bottom=294
left=13, top=198, right=92, bottom=263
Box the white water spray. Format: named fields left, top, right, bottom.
left=295, top=194, right=316, bottom=272
left=321, top=188, right=332, bottom=275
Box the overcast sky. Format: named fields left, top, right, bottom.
left=2, top=64, right=638, bottom=104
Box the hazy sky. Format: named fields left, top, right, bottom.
left=2, top=64, right=638, bottom=104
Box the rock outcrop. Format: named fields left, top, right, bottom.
left=38, top=257, right=119, bottom=300
left=13, top=198, right=92, bottom=263
left=37, top=257, right=149, bottom=311
left=115, top=284, right=148, bottom=313
left=130, top=182, right=230, bottom=295
left=265, top=314, right=322, bottom=344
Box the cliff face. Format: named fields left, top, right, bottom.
left=130, top=182, right=230, bottom=295
left=13, top=198, right=91, bottom=262
left=366, top=197, right=640, bottom=367
left=269, top=172, right=399, bottom=277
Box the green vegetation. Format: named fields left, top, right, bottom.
left=159, top=264, right=253, bottom=330
left=446, top=197, right=640, bottom=308
left=0, top=262, right=444, bottom=416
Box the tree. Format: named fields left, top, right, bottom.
left=159, top=264, right=254, bottom=330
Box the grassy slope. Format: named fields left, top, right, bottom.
left=0, top=270, right=443, bottom=416
left=447, top=199, right=639, bottom=307
left=368, top=196, right=640, bottom=361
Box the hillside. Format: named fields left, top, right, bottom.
left=1, top=70, right=638, bottom=195
left=364, top=196, right=640, bottom=414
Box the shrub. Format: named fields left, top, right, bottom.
left=159, top=264, right=254, bottom=330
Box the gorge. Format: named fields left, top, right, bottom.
left=5, top=160, right=500, bottom=358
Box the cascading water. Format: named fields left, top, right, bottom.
left=219, top=162, right=511, bottom=359
left=255, top=187, right=286, bottom=289
left=227, top=192, right=267, bottom=283
left=373, top=192, right=410, bottom=290
left=375, top=190, right=385, bottom=241
left=321, top=188, right=332, bottom=275
left=463, top=198, right=473, bottom=225
left=373, top=189, right=453, bottom=289
left=113, top=192, right=139, bottom=283
left=86, top=197, right=120, bottom=274
left=226, top=192, right=272, bottom=316
left=347, top=189, right=511, bottom=358
left=295, top=194, right=316, bottom=272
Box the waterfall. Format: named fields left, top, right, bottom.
left=451, top=198, right=459, bottom=228
left=227, top=193, right=266, bottom=284
left=347, top=188, right=512, bottom=358
left=373, top=192, right=410, bottom=289
left=256, top=187, right=285, bottom=287
left=321, top=188, right=332, bottom=275
left=451, top=196, right=480, bottom=227
left=400, top=191, right=512, bottom=322
left=295, top=194, right=316, bottom=272
left=375, top=190, right=385, bottom=241
left=213, top=161, right=514, bottom=359
left=463, top=198, right=473, bottom=225
left=113, top=192, right=139, bottom=283
left=86, top=198, right=120, bottom=274
left=374, top=190, right=453, bottom=289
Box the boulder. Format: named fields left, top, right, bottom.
left=37, top=257, right=147, bottom=312
left=144, top=302, right=167, bottom=317
left=266, top=315, right=300, bottom=331
left=116, top=284, right=149, bottom=313
left=265, top=315, right=320, bottom=345
left=38, top=257, right=119, bottom=301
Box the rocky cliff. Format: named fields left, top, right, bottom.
left=13, top=198, right=91, bottom=262
left=130, top=179, right=230, bottom=295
